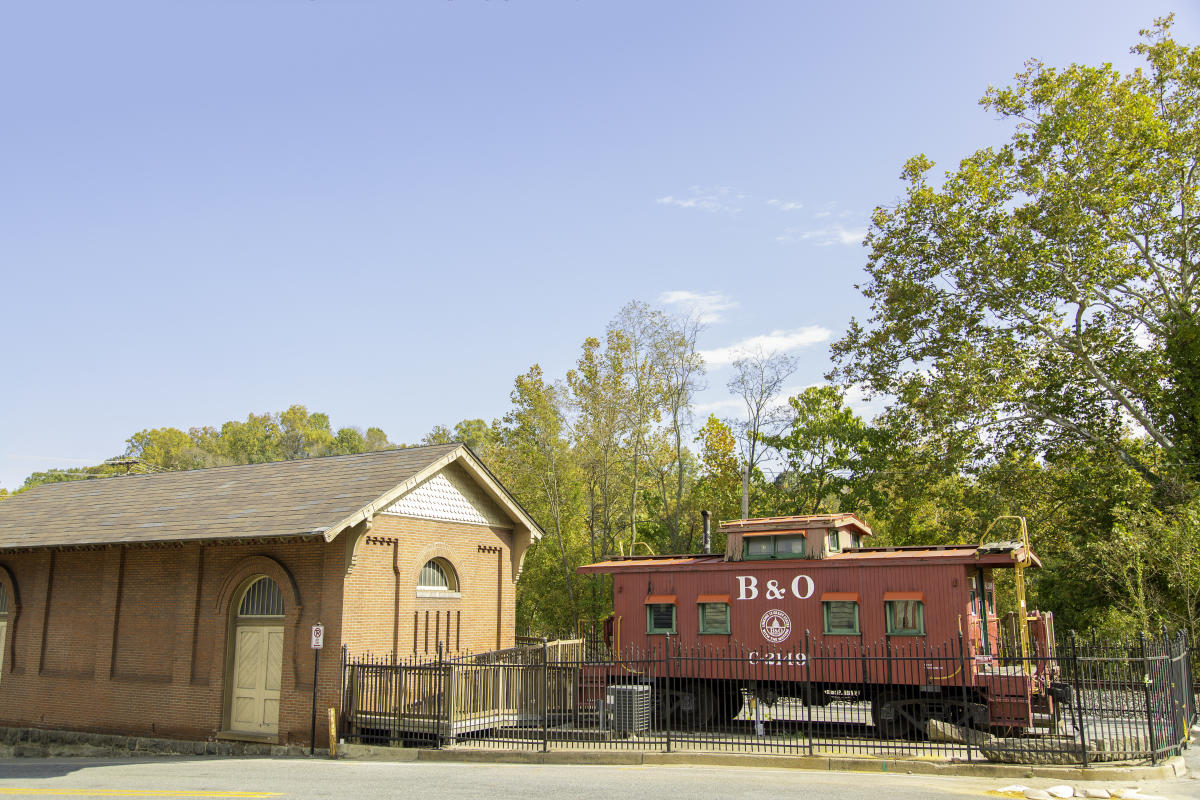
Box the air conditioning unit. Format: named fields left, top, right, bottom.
left=606, top=684, right=652, bottom=733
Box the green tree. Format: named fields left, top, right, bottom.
left=216, top=413, right=284, bottom=464
left=21, top=407, right=396, bottom=489
left=125, top=427, right=204, bottom=470
left=727, top=348, right=797, bottom=517
left=279, top=405, right=334, bottom=459
left=20, top=461, right=127, bottom=490
left=501, top=365, right=583, bottom=633
left=452, top=419, right=497, bottom=453
left=660, top=314, right=706, bottom=551
left=364, top=426, right=392, bottom=451
left=421, top=419, right=495, bottom=452
left=329, top=427, right=367, bottom=455
left=420, top=425, right=455, bottom=446
left=568, top=333, right=632, bottom=564
left=610, top=301, right=672, bottom=550
left=693, top=414, right=742, bottom=527
left=1104, top=497, right=1200, bottom=640
left=763, top=386, right=867, bottom=515
left=831, top=18, right=1200, bottom=499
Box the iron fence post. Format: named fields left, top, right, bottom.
left=957, top=629, right=971, bottom=763
left=541, top=637, right=549, bottom=753
left=437, top=641, right=446, bottom=748
left=664, top=634, right=672, bottom=754
left=1069, top=631, right=1088, bottom=768
left=1184, top=629, right=1197, bottom=745
left=805, top=629, right=813, bottom=757
left=1140, top=632, right=1158, bottom=763
left=340, top=645, right=347, bottom=748
left=1161, top=625, right=1182, bottom=754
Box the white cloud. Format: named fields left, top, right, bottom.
left=767, top=199, right=805, bottom=212
left=693, top=397, right=746, bottom=415
left=658, top=290, right=738, bottom=324
left=656, top=185, right=744, bottom=214
left=776, top=224, right=867, bottom=247
left=700, top=326, right=832, bottom=367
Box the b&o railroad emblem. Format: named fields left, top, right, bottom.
left=760, top=609, right=792, bottom=644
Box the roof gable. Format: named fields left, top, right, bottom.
left=379, top=462, right=511, bottom=528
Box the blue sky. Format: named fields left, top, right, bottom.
left=2, top=1, right=1197, bottom=491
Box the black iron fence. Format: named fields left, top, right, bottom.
left=341, top=630, right=1195, bottom=764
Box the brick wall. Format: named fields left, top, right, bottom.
left=0, top=518, right=521, bottom=746
left=340, top=515, right=516, bottom=658
left=0, top=538, right=346, bottom=747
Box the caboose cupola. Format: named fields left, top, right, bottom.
left=719, top=513, right=873, bottom=562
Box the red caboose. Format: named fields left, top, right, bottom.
left=579, top=514, right=1059, bottom=736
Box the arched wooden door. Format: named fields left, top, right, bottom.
left=228, top=576, right=285, bottom=735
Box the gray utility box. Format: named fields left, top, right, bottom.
left=606, top=684, right=652, bottom=733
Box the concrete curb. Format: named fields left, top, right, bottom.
left=336, top=743, right=1186, bottom=781
left=0, top=725, right=1184, bottom=783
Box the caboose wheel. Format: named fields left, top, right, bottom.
left=938, top=699, right=981, bottom=729
left=656, top=680, right=718, bottom=729
left=717, top=686, right=744, bottom=722
left=872, top=693, right=926, bottom=739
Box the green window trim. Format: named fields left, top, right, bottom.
left=698, top=602, right=731, bottom=635
left=646, top=603, right=676, bottom=635
left=827, top=531, right=841, bottom=552
left=885, top=600, right=925, bottom=636
left=822, top=601, right=860, bottom=635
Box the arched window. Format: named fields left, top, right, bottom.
left=238, top=576, right=285, bottom=618
left=0, top=585, right=7, bottom=616
left=417, top=559, right=458, bottom=594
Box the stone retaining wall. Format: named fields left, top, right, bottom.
left=0, top=726, right=327, bottom=758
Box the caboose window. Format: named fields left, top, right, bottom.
left=745, top=537, right=774, bottom=559
left=646, top=603, right=676, bottom=634
left=827, top=531, right=841, bottom=552
left=698, top=602, right=730, bottom=635
left=886, top=600, right=925, bottom=636
left=823, top=601, right=860, bottom=635
left=745, top=534, right=805, bottom=559
left=775, top=534, right=805, bottom=556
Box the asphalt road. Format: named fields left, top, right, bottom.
left=0, top=754, right=1197, bottom=800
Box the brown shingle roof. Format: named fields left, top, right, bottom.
left=0, top=444, right=467, bottom=551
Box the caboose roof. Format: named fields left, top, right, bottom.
left=577, top=542, right=1039, bottom=574
left=718, top=513, right=872, bottom=537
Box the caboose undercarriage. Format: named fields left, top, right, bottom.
left=596, top=671, right=1055, bottom=740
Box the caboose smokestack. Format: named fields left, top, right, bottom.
left=701, top=510, right=712, bottom=554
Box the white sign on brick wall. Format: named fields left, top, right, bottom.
left=311, top=623, right=324, bottom=650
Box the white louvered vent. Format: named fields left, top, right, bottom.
left=380, top=464, right=510, bottom=528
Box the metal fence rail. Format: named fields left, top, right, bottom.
left=340, top=630, right=1196, bottom=764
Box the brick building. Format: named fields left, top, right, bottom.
left=0, top=444, right=541, bottom=746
